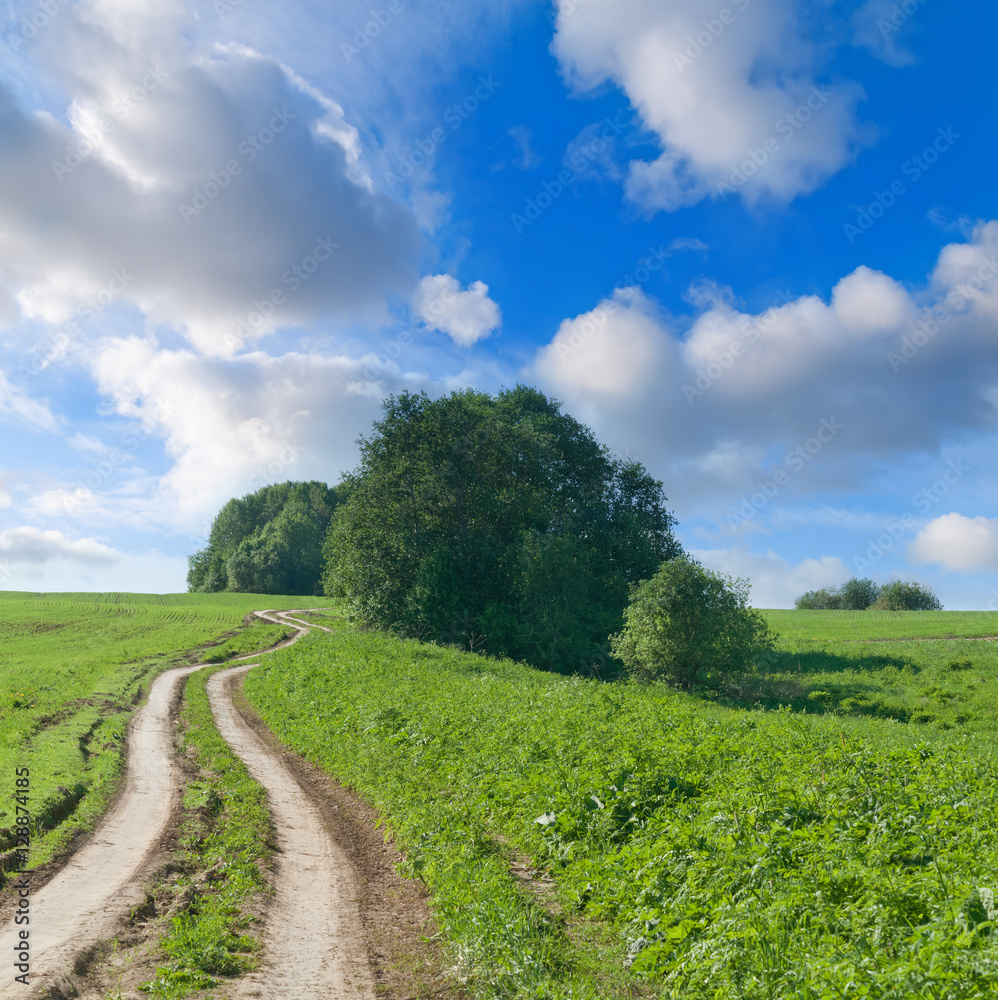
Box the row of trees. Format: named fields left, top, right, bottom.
left=187, top=481, right=345, bottom=596
left=189, top=387, right=945, bottom=689
left=795, top=577, right=942, bottom=611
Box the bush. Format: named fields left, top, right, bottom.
left=187, top=481, right=346, bottom=596
left=610, top=557, right=774, bottom=689
left=875, top=579, right=943, bottom=611
left=794, top=577, right=880, bottom=610
left=840, top=577, right=880, bottom=610
left=795, top=588, right=843, bottom=610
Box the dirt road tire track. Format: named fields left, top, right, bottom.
left=0, top=661, right=201, bottom=999
left=0, top=608, right=368, bottom=999
left=207, top=665, right=375, bottom=998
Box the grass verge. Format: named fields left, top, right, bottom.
left=201, top=622, right=293, bottom=663
left=138, top=666, right=273, bottom=998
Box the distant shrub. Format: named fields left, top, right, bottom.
left=795, top=588, right=843, bottom=610
left=840, top=577, right=880, bottom=610
left=611, top=557, right=774, bottom=690
left=794, top=577, right=880, bottom=610
left=875, top=580, right=943, bottom=611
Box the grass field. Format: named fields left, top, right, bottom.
left=0, top=591, right=306, bottom=876
left=244, top=613, right=998, bottom=999
left=4, top=599, right=998, bottom=996
left=762, top=609, right=998, bottom=642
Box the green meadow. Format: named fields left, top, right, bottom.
left=762, top=609, right=998, bottom=642
left=3, top=598, right=998, bottom=997
left=0, top=591, right=305, bottom=874
left=245, top=613, right=998, bottom=999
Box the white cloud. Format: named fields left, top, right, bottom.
left=909, top=513, right=998, bottom=573
left=0, top=371, right=59, bottom=431
left=831, top=266, right=912, bottom=336
left=0, top=547, right=188, bottom=593
left=0, top=526, right=119, bottom=565
left=534, top=287, right=670, bottom=398
left=551, top=0, right=868, bottom=211
left=852, top=0, right=918, bottom=67
left=413, top=274, right=501, bottom=347
left=530, top=222, right=998, bottom=513
left=0, top=0, right=420, bottom=356
left=691, top=547, right=850, bottom=609
left=78, top=334, right=466, bottom=534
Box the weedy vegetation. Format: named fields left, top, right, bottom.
left=245, top=614, right=998, bottom=999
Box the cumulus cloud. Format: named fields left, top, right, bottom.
left=412, top=274, right=501, bottom=346
left=691, top=548, right=850, bottom=609
left=550, top=0, right=868, bottom=211
left=534, top=287, right=668, bottom=397
left=909, top=513, right=998, bottom=573
left=0, top=526, right=119, bottom=565
left=530, top=222, right=998, bottom=513
left=79, top=334, right=455, bottom=532
left=0, top=0, right=420, bottom=356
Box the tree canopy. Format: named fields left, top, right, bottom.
left=322, top=386, right=682, bottom=673
left=188, top=481, right=345, bottom=595
left=611, top=556, right=773, bottom=689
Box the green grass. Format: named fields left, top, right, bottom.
left=720, top=639, right=998, bottom=730
left=762, top=609, right=998, bottom=642
left=139, top=665, right=273, bottom=998
left=244, top=618, right=998, bottom=999
left=0, top=591, right=306, bottom=876
left=201, top=622, right=294, bottom=662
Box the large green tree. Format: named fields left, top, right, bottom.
left=188, top=481, right=345, bottom=595
left=323, top=386, right=681, bottom=672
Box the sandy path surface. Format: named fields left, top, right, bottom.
left=0, top=608, right=362, bottom=999
left=0, top=661, right=201, bottom=999
left=207, top=665, right=375, bottom=999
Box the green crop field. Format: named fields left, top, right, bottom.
left=762, top=609, right=998, bottom=642
left=0, top=591, right=307, bottom=875
left=245, top=612, right=998, bottom=999
left=5, top=600, right=998, bottom=996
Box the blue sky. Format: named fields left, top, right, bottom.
left=1, top=0, right=997, bottom=608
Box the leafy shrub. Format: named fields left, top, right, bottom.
left=188, top=481, right=346, bottom=595
left=610, top=557, right=773, bottom=689
left=840, top=576, right=881, bottom=609
left=875, top=579, right=943, bottom=611
left=794, top=587, right=844, bottom=610
left=794, top=577, right=879, bottom=610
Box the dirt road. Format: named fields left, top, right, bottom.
left=0, top=609, right=372, bottom=999
left=207, top=665, right=375, bottom=998
left=0, top=659, right=202, bottom=999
